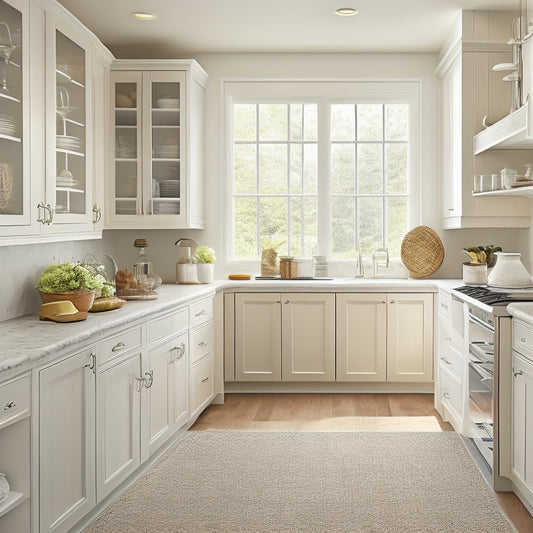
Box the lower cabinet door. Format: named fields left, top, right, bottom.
left=147, top=332, right=189, bottom=456
left=39, top=348, right=96, bottom=533
left=336, top=293, right=387, bottom=382
left=190, top=353, right=214, bottom=420
left=96, top=352, right=142, bottom=501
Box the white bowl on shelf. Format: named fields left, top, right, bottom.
left=156, top=98, right=179, bottom=109
left=155, top=145, right=179, bottom=158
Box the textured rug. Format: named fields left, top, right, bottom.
left=82, top=431, right=516, bottom=533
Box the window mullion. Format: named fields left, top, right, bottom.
left=317, top=99, right=330, bottom=256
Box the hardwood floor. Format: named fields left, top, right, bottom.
left=191, top=393, right=533, bottom=533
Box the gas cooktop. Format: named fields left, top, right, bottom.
left=454, top=285, right=533, bottom=306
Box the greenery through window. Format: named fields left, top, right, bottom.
left=231, top=100, right=410, bottom=260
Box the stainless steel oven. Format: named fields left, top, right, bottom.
left=452, top=285, right=533, bottom=490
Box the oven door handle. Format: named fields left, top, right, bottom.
left=468, top=312, right=495, bottom=334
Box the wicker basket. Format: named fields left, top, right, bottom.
left=400, top=226, right=444, bottom=279
left=39, top=290, right=96, bottom=313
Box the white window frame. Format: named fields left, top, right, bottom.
left=223, top=78, right=422, bottom=264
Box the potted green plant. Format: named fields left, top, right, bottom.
left=193, top=246, right=216, bottom=283
left=36, top=263, right=104, bottom=312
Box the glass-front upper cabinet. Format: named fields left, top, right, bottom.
left=45, top=12, right=93, bottom=230
left=0, top=0, right=30, bottom=230
left=109, top=61, right=207, bottom=229
left=111, top=70, right=185, bottom=226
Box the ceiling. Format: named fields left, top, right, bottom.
left=58, top=0, right=520, bottom=57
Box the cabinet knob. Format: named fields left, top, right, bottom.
left=443, top=391, right=451, bottom=399
left=389, top=300, right=396, bottom=304
left=197, top=341, right=207, bottom=349
left=195, top=309, right=207, bottom=317
left=521, top=337, right=526, bottom=343
left=284, top=300, right=290, bottom=304
left=380, top=300, right=386, bottom=304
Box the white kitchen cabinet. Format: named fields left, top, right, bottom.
left=436, top=289, right=465, bottom=431
left=96, top=351, right=142, bottom=501
left=39, top=347, right=96, bottom=533
left=234, top=293, right=282, bottom=381
left=336, top=293, right=433, bottom=383
left=387, top=293, right=434, bottom=382
left=437, top=10, right=530, bottom=229
left=107, top=60, right=208, bottom=229
left=234, top=293, right=335, bottom=382
left=281, top=293, right=335, bottom=381
left=0, top=0, right=111, bottom=244
left=146, top=331, right=189, bottom=456
left=0, top=372, right=31, bottom=532
left=336, top=293, right=387, bottom=382
left=189, top=297, right=215, bottom=419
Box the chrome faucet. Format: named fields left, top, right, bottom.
left=372, top=247, right=389, bottom=278
left=355, top=249, right=364, bottom=278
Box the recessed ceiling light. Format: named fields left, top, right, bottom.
left=335, top=7, right=358, bottom=16
left=131, top=11, right=158, bottom=21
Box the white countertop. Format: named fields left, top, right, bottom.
left=507, top=302, right=533, bottom=326
left=0, top=277, right=458, bottom=376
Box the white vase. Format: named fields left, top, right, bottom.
left=196, top=263, right=214, bottom=284
left=487, top=252, right=533, bottom=288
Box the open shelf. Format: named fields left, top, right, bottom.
left=0, top=491, right=24, bottom=519
left=473, top=186, right=533, bottom=197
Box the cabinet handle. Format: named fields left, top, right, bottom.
left=275, top=300, right=281, bottom=304
left=443, top=391, right=451, bottom=399
left=201, top=377, right=209, bottom=383
left=284, top=300, right=290, bottom=304
left=440, top=302, right=449, bottom=311
left=197, top=341, right=207, bottom=348
left=92, top=203, right=102, bottom=223
left=389, top=300, right=396, bottom=304
left=380, top=300, right=386, bottom=304
left=3, top=401, right=15, bottom=411
left=84, top=353, right=96, bottom=373
left=144, top=370, right=154, bottom=389
left=37, top=202, right=53, bottom=225
left=195, top=309, right=207, bottom=317
left=447, top=208, right=454, bottom=212
left=514, top=370, right=524, bottom=378
left=112, top=342, right=126, bottom=352
left=440, top=357, right=452, bottom=365
left=172, top=343, right=186, bottom=361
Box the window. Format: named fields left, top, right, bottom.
left=227, top=81, right=419, bottom=261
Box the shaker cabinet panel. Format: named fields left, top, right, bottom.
left=39, top=348, right=96, bottom=533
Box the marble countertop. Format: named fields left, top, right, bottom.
left=507, top=302, right=533, bottom=326
left=0, top=277, right=458, bottom=376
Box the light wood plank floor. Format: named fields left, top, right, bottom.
left=191, top=393, right=533, bottom=533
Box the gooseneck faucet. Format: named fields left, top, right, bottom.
left=372, top=247, right=389, bottom=278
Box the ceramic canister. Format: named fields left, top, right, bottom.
left=487, top=252, right=533, bottom=288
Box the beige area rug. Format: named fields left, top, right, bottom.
left=83, top=431, right=516, bottom=533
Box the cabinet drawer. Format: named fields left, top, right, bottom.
left=0, top=374, right=30, bottom=428
left=190, top=321, right=214, bottom=364
left=513, top=320, right=533, bottom=362
left=439, top=364, right=463, bottom=421
left=190, top=298, right=214, bottom=329
left=191, top=354, right=214, bottom=414
left=148, top=309, right=188, bottom=344
left=438, top=290, right=464, bottom=333
left=439, top=319, right=464, bottom=355
left=100, top=327, right=142, bottom=365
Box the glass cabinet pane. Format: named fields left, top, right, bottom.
left=0, top=0, right=22, bottom=217
left=151, top=80, right=180, bottom=216
left=55, top=29, right=86, bottom=215
left=114, top=81, right=139, bottom=215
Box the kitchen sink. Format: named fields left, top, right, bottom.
left=254, top=276, right=333, bottom=281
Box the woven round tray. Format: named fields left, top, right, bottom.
left=400, top=226, right=444, bottom=279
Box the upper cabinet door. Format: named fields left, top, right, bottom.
left=44, top=11, right=94, bottom=231
left=145, top=70, right=186, bottom=223
left=0, top=0, right=34, bottom=232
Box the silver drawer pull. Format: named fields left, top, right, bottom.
left=201, top=377, right=209, bottom=383
left=195, top=309, right=207, bottom=317
left=443, top=392, right=451, bottom=399
left=197, top=341, right=207, bottom=348
left=112, top=342, right=126, bottom=352
left=440, top=302, right=448, bottom=311
left=514, top=370, right=524, bottom=378
left=4, top=401, right=15, bottom=411
left=134, top=375, right=145, bottom=393
left=440, top=357, right=452, bottom=365
left=144, top=371, right=154, bottom=389
left=445, top=337, right=452, bottom=342
left=172, top=343, right=186, bottom=361
left=521, top=337, right=526, bottom=343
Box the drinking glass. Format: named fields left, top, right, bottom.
left=0, top=22, right=15, bottom=94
